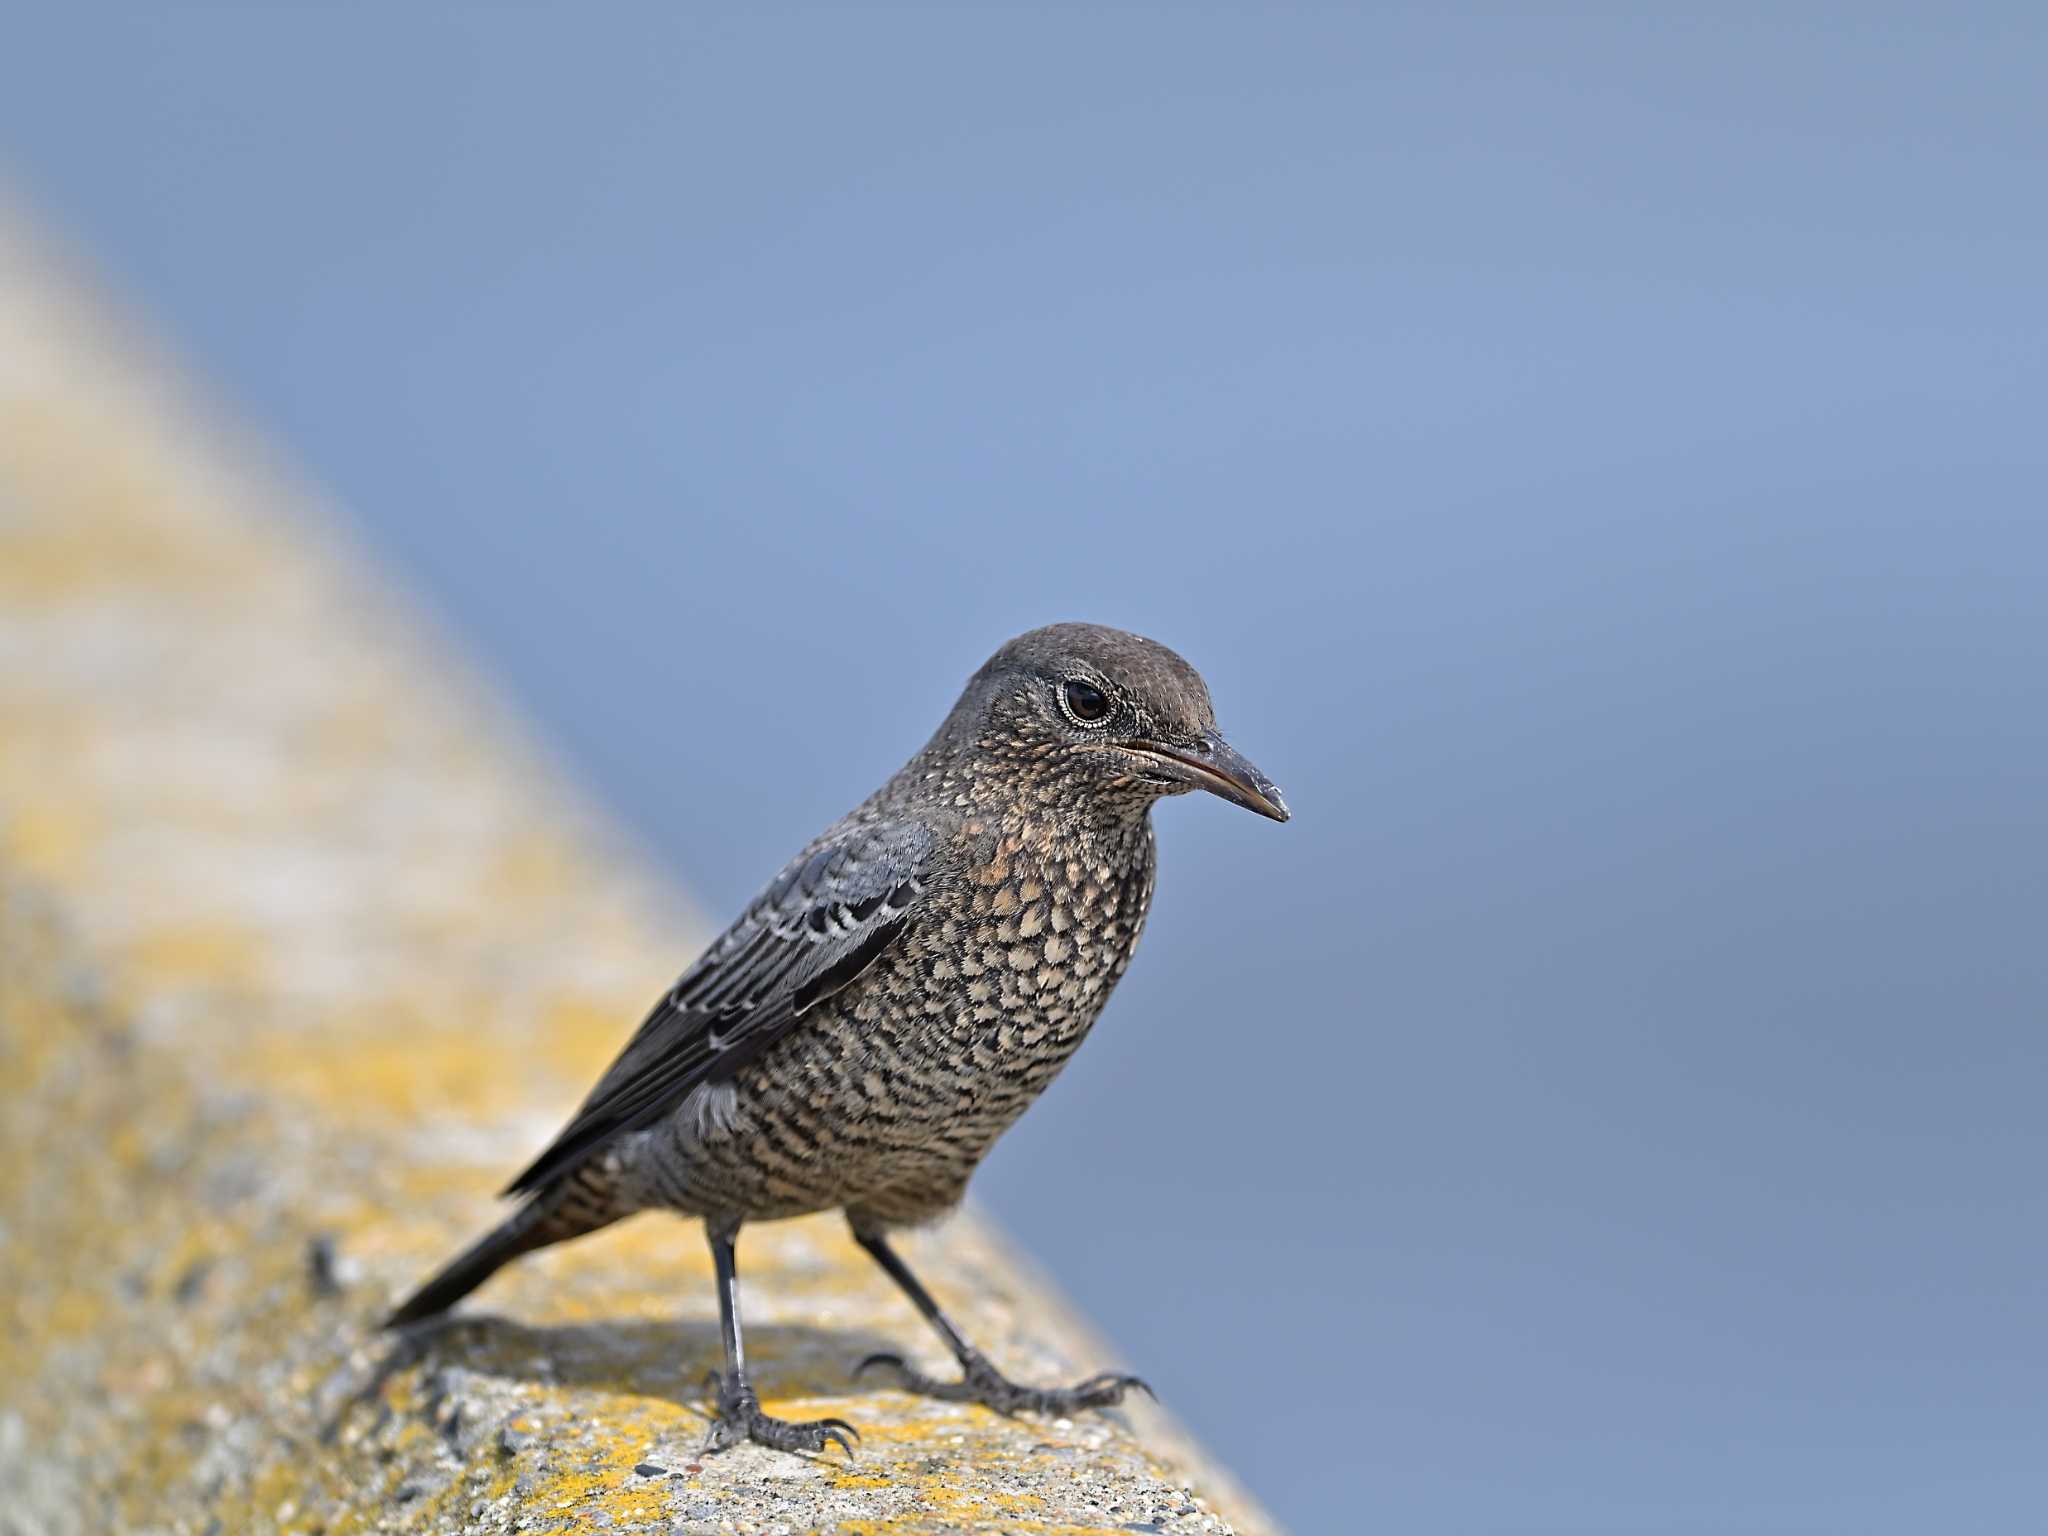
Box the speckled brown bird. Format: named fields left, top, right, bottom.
left=388, top=623, right=1289, bottom=1457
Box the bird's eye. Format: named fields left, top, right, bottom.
left=1059, top=677, right=1111, bottom=725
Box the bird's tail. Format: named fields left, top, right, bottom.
left=384, top=1167, right=628, bottom=1328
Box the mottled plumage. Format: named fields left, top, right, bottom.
left=389, top=623, right=1287, bottom=1457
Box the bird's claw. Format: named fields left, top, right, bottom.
left=855, top=1348, right=1151, bottom=1416
left=700, top=1370, right=859, bottom=1461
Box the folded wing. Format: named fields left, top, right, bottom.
left=504, top=817, right=937, bottom=1195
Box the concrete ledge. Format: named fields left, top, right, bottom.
left=0, top=200, right=1279, bottom=1536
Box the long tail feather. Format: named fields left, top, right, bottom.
left=384, top=1172, right=624, bottom=1327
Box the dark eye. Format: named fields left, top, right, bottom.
left=1060, top=677, right=1111, bottom=725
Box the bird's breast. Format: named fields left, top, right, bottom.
left=846, top=817, right=1158, bottom=1086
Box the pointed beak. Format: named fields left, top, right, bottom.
left=1130, top=732, right=1290, bottom=823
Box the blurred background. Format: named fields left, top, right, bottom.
left=6, top=6, right=2043, bottom=1530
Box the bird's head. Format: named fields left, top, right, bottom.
left=932, top=622, right=1289, bottom=824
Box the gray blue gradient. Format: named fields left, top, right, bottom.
left=6, top=7, right=2044, bottom=1530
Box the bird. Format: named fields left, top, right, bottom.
left=386, top=622, right=1289, bottom=1459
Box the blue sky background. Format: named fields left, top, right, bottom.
left=7, top=6, right=2045, bottom=1530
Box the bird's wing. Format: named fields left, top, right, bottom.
left=503, top=817, right=938, bottom=1195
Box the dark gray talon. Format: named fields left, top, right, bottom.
left=700, top=1370, right=859, bottom=1461
left=1072, top=1369, right=1154, bottom=1403
left=806, top=1425, right=856, bottom=1458
left=852, top=1348, right=1149, bottom=1417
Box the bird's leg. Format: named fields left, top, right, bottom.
left=850, top=1224, right=1150, bottom=1415
left=700, top=1219, right=858, bottom=1459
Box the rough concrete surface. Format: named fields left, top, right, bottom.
left=0, top=200, right=1281, bottom=1536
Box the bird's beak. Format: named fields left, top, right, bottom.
left=1129, top=733, right=1290, bottom=823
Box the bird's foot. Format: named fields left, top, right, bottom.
left=855, top=1348, right=1152, bottom=1416
left=700, top=1371, right=858, bottom=1460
